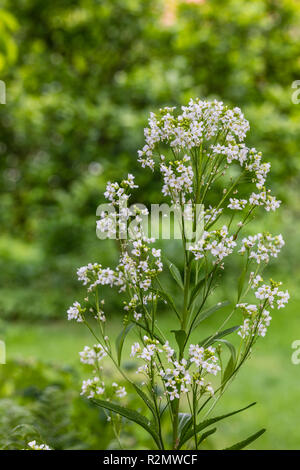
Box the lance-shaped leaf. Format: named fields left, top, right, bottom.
left=132, top=383, right=157, bottom=419
left=149, top=287, right=180, bottom=319
left=218, top=339, right=237, bottom=389
left=198, top=427, right=217, bottom=446
left=199, top=325, right=240, bottom=348
left=224, top=428, right=266, bottom=450
left=93, top=399, right=161, bottom=449
left=178, top=402, right=257, bottom=449
left=131, top=319, right=164, bottom=345
left=191, top=301, right=230, bottom=333
left=116, top=323, right=135, bottom=366
left=188, top=276, right=206, bottom=309
left=237, top=265, right=247, bottom=301
left=166, top=258, right=184, bottom=290
left=172, top=329, right=187, bottom=356
left=178, top=413, right=192, bottom=434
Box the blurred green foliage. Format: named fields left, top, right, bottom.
left=0, top=0, right=300, bottom=320
left=0, top=0, right=299, bottom=451
left=0, top=8, right=17, bottom=71
left=0, top=359, right=115, bottom=449
left=0, top=358, right=159, bottom=450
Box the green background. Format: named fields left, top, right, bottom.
left=0, top=0, right=300, bottom=449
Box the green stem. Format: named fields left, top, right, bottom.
left=172, top=398, right=180, bottom=449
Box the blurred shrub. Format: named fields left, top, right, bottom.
left=0, top=359, right=115, bottom=449
left=1, top=0, right=300, bottom=319
left=0, top=8, right=18, bottom=71
left=0, top=358, right=159, bottom=449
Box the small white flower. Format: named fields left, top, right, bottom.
left=67, top=301, right=84, bottom=322
left=26, top=441, right=51, bottom=450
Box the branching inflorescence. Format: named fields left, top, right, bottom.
left=67, top=99, right=289, bottom=450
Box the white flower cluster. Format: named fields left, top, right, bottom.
left=189, top=225, right=236, bottom=262
left=204, top=206, right=223, bottom=226
left=96, top=173, right=163, bottom=295
left=117, top=241, right=163, bottom=292
left=237, top=278, right=289, bottom=338
left=97, top=175, right=149, bottom=240
left=159, top=359, right=192, bottom=401
left=249, top=190, right=281, bottom=212
left=160, top=155, right=194, bottom=203
left=77, top=263, right=124, bottom=292
left=189, top=344, right=221, bottom=376
left=244, top=150, right=270, bottom=190
left=80, top=377, right=128, bottom=400
left=26, top=440, right=51, bottom=450
left=68, top=179, right=163, bottom=329
left=240, top=233, right=285, bottom=264
left=104, top=173, right=138, bottom=204
left=159, top=344, right=220, bottom=400
left=124, top=294, right=141, bottom=321
left=67, top=301, right=84, bottom=322
left=211, top=143, right=249, bottom=166
left=130, top=338, right=175, bottom=363
left=130, top=336, right=161, bottom=362
left=227, top=197, right=247, bottom=211
left=131, top=337, right=220, bottom=400
left=79, top=344, right=128, bottom=402
left=112, top=382, right=127, bottom=398
left=124, top=292, right=158, bottom=322
left=255, top=282, right=289, bottom=309
left=81, top=376, right=105, bottom=399
left=237, top=303, right=272, bottom=339
left=138, top=99, right=282, bottom=223
left=79, top=344, right=107, bottom=365
left=211, top=145, right=271, bottom=191
left=138, top=99, right=249, bottom=169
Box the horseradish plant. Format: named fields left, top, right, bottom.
left=67, top=99, right=289, bottom=450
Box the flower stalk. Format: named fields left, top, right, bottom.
left=67, top=99, right=289, bottom=450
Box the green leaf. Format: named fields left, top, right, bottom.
left=199, top=325, right=240, bottom=348
left=224, top=428, right=266, bottom=450
left=131, top=319, right=164, bottom=345
left=93, top=399, right=161, bottom=448
left=166, top=258, right=184, bottom=290
left=172, top=329, right=187, bottom=356
left=188, top=276, right=206, bottom=308
left=149, top=287, right=180, bottom=319
left=198, top=427, right=217, bottom=446
left=179, top=402, right=256, bottom=449
left=237, top=266, right=247, bottom=301
left=132, top=383, right=157, bottom=418
left=191, top=301, right=230, bottom=333
left=115, top=323, right=134, bottom=366
left=218, top=339, right=237, bottom=389
left=178, top=413, right=191, bottom=434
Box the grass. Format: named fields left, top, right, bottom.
left=2, top=321, right=92, bottom=365
left=1, top=294, right=300, bottom=450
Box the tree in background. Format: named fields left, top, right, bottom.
left=0, top=0, right=299, bottom=319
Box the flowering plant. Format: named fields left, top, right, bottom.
left=67, top=99, right=289, bottom=450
